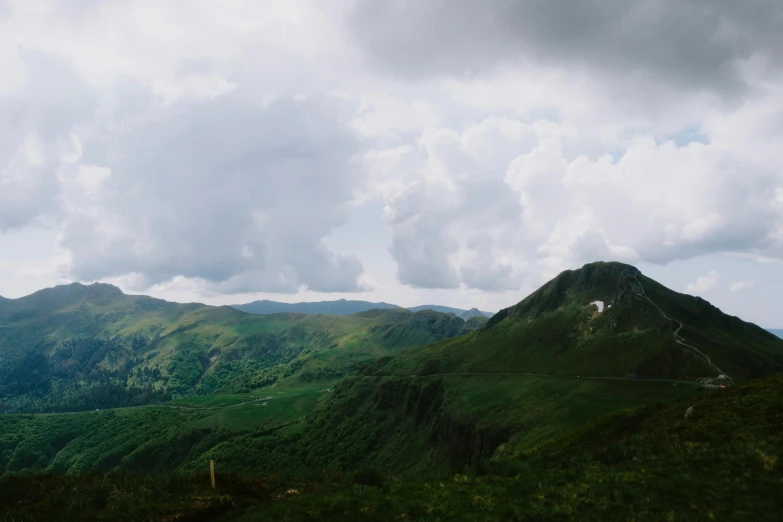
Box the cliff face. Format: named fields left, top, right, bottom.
left=299, top=375, right=513, bottom=473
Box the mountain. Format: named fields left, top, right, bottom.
left=408, top=304, right=494, bottom=318
left=768, top=329, right=783, bottom=339
left=231, top=300, right=495, bottom=319
left=463, top=314, right=489, bottom=330
left=459, top=307, right=486, bottom=320
left=231, top=298, right=400, bottom=316
left=0, top=283, right=473, bottom=413
left=2, top=262, right=782, bottom=520
left=286, top=261, right=783, bottom=472
left=378, top=261, right=783, bottom=382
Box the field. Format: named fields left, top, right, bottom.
left=184, top=384, right=327, bottom=431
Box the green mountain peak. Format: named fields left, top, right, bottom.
left=373, top=260, right=783, bottom=383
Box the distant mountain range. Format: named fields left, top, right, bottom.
left=230, top=298, right=400, bottom=316
left=769, top=329, right=783, bottom=339
left=231, top=299, right=494, bottom=319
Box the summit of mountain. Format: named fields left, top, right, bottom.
left=373, top=261, right=783, bottom=382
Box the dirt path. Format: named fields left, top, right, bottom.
left=167, top=395, right=283, bottom=411
left=633, top=276, right=732, bottom=383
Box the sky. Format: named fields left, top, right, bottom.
left=0, top=0, right=782, bottom=327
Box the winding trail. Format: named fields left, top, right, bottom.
left=167, top=395, right=282, bottom=411
left=633, top=276, right=732, bottom=383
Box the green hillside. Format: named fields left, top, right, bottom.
left=373, top=261, right=783, bottom=382
left=284, top=261, right=783, bottom=472
left=2, top=375, right=780, bottom=521
left=2, top=262, right=782, bottom=520
left=0, top=284, right=474, bottom=413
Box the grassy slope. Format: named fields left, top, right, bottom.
left=0, top=284, right=475, bottom=411
left=2, top=376, right=780, bottom=521
left=282, top=261, right=783, bottom=473
left=0, top=384, right=328, bottom=475
left=370, top=263, right=783, bottom=381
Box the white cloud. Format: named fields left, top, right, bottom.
left=350, top=92, right=440, bottom=140
left=686, top=270, right=720, bottom=293
left=729, top=280, right=756, bottom=292
left=367, top=109, right=782, bottom=289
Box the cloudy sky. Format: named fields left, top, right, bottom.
left=1, top=0, right=782, bottom=327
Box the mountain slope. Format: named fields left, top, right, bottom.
left=3, top=375, right=780, bottom=521
left=769, top=329, right=783, bottom=339
left=0, top=284, right=472, bottom=413
left=231, top=299, right=400, bottom=316
left=286, top=261, right=783, bottom=472
left=408, top=304, right=493, bottom=318
left=376, top=261, right=783, bottom=382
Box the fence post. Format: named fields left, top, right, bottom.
left=210, top=459, right=215, bottom=488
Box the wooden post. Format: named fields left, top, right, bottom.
left=210, top=459, right=215, bottom=488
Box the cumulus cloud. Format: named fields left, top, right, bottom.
left=0, top=2, right=370, bottom=294
left=365, top=117, right=551, bottom=290
left=56, top=90, right=367, bottom=293
left=2, top=0, right=783, bottom=305
left=729, top=280, right=756, bottom=292
left=367, top=110, right=783, bottom=289
left=0, top=52, right=96, bottom=231
left=686, top=270, right=720, bottom=293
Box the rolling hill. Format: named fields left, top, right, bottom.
left=0, top=283, right=477, bottom=413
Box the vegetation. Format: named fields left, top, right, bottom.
left=2, top=262, right=782, bottom=520
left=367, top=262, right=783, bottom=381
left=1, top=375, right=780, bottom=520
left=0, top=284, right=477, bottom=413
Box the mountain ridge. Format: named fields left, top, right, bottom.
left=0, top=284, right=496, bottom=322
left=233, top=299, right=495, bottom=319
left=0, top=283, right=478, bottom=413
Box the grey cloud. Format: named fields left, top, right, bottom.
left=384, top=146, right=527, bottom=291
left=0, top=51, right=96, bottom=231
left=391, top=214, right=461, bottom=289
left=348, top=0, right=783, bottom=97
left=56, top=87, right=367, bottom=293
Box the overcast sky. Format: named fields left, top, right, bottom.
left=1, top=0, right=782, bottom=327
